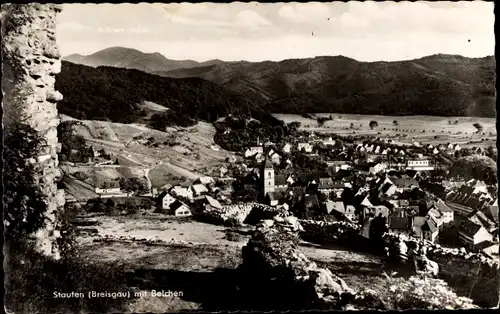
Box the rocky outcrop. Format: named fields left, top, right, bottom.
left=239, top=216, right=355, bottom=310
left=383, top=233, right=499, bottom=307
left=202, top=202, right=289, bottom=225
left=2, top=4, right=65, bottom=259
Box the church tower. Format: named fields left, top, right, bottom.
left=262, top=158, right=275, bottom=196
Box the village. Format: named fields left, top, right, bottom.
left=70, top=125, right=499, bottom=261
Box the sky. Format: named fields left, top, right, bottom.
left=56, top=1, right=495, bottom=62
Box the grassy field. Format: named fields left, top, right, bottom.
left=61, top=114, right=236, bottom=188
left=73, top=212, right=402, bottom=312
left=273, top=113, right=496, bottom=148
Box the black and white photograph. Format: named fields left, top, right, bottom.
left=2, top=1, right=498, bottom=313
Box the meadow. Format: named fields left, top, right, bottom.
left=273, top=113, right=497, bottom=147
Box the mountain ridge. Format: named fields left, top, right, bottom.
left=61, top=47, right=496, bottom=118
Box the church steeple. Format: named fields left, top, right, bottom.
left=262, top=157, right=275, bottom=196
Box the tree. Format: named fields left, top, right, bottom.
left=369, top=121, right=379, bottom=130
left=393, top=120, right=398, bottom=126
left=350, top=123, right=354, bottom=129
left=119, top=177, right=149, bottom=196
left=4, top=124, right=49, bottom=244
left=473, top=122, right=483, bottom=133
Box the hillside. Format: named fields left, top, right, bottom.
left=158, top=54, right=496, bottom=117
left=55, top=61, right=259, bottom=125
left=63, top=46, right=202, bottom=73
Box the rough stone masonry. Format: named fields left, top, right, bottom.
left=2, top=3, right=65, bottom=259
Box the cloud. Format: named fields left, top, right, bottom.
left=235, top=10, right=271, bottom=28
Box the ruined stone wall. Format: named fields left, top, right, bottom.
left=383, top=234, right=499, bottom=307
left=2, top=3, right=65, bottom=259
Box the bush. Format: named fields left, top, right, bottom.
left=224, top=217, right=241, bottom=228
left=5, top=242, right=131, bottom=313
left=356, top=275, right=477, bottom=310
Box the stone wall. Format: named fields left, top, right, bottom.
left=239, top=217, right=355, bottom=310
left=2, top=3, right=65, bottom=259
left=383, top=234, right=499, bottom=307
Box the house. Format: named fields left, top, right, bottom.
left=274, top=174, right=288, bottom=190
left=170, top=200, right=192, bottom=217
left=160, top=183, right=173, bottom=192
left=158, top=192, right=177, bottom=210
left=432, top=148, right=439, bottom=155
left=391, top=177, right=420, bottom=191
left=94, top=176, right=121, bottom=195
left=469, top=211, right=497, bottom=234
left=359, top=162, right=386, bottom=174
left=454, top=144, right=461, bottom=151
left=191, top=184, right=209, bottom=197
left=406, top=159, right=434, bottom=171
left=323, top=137, right=336, bottom=146
left=458, top=219, right=494, bottom=250
left=324, top=201, right=357, bottom=222
left=365, top=205, right=390, bottom=219
left=304, top=194, right=320, bottom=209
left=430, top=199, right=454, bottom=224
left=267, top=148, right=275, bottom=157
left=286, top=175, right=295, bottom=185
left=344, top=205, right=358, bottom=222
left=245, top=146, right=264, bottom=158
left=421, top=218, right=439, bottom=242
left=217, top=165, right=228, bottom=178
left=195, top=176, right=215, bottom=185
left=388, top=216, right=411, bottom=236
left=171, top=186, right=194, bottom=200
left=204, top=195, right=223, bottom=211
left=318, top=182, right=347, bottom=198
left=270, top=152, right=281, bottom=164
left=298, top=142, right=313, bottom=153
left=283, top=143, right=292, bottom=153
left=266, top=191, right=285, bottom=207
left=255, top=153, right=265, bottom=163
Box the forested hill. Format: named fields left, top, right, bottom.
left=158, top=54, right=496, bottom=118
left=55, top=61, right=263, bottom=126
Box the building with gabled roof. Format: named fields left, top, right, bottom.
left=459, top=219, right=493, bottom=250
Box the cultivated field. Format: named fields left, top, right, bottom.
left=273, top=113, right=497, bottom=148
left=61, top=114, right=237, bottom=188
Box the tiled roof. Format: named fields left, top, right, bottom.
left=264, top=159, right=273, bottom=169
left=460, top=219, right=483, bottom=238
left=170, top=200, right=186, bottom=211
left=389, top=216, right=411, bottom=230
left=274, top=174, right=287, bottom=186
left=267, top=191, right=284, bottom=201
left=305, top=194, right=320, bottom=207
left=205, top=195, right=222, bottom=209
left=391, top=178, right=419, bottom=189
left=434, top=199, right=453, bottom=213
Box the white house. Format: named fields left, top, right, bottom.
left=204, top=195, right=223, bottom=211
left=323, top=137, right=336, bottom=146
left=297, top=142, right=313, bottom=153
left=245, top=146, right=264, bottom=158
left=406, top=159, right=435, bottom=171
left=283, top=143, right=292, bottom=153
left=158, top=192, right=177, bottom=210
left=170, top=200, right=191, bottom=217
left=255, top=153, right=265, bottom=163
left=270, top=152, right=281, bottom=164
left=191, top=184, right=209, bottom=196
left=171, top=186, right=194, bottom=200
left=458, top=219, right=493, bottom=250
left=196, top=176, right=215, bottom=185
